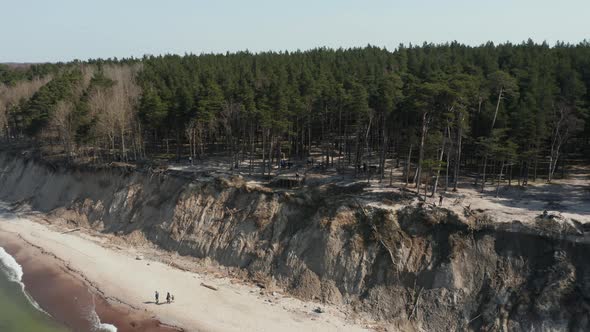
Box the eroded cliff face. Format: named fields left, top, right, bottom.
left=0, top=154, right=588, bottom=331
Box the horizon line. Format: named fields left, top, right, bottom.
left=3, top=38, right=590, bottom=65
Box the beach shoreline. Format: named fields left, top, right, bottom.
left=0, top=232, right=182, bottom=332
left=0, top=210, right=372, bottom=332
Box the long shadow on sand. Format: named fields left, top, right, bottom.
left=474, top=181, right=590, bottom=218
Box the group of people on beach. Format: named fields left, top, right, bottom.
left=154, top=290, right=174, bottom=304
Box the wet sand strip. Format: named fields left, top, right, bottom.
left=0, top=234, right=183, bottom=332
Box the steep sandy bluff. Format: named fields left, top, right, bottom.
left=0, top=153, right=589, bottom=331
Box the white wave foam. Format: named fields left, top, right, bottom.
left=86, top=293, right=118, bottom=332
left=0, top=245, right=117, bottom=331
left=0, top=244, right=116, bottom=331
left=0, top=246, right=23, bottom=282
left=0, top=246, right=48, bottom=314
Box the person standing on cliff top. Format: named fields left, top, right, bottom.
left=166, top=292, right=171, bottom=304
left=155, top=291, right=159, bottom=304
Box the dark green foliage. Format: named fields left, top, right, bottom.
left=0, top=63, right=62, bottom=85
left=139, top=87, right=168, bottom=129
left=18, top=70, right=82, bottom=136
left=1, top=41, right=589, bottom=178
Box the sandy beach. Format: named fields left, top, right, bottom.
left=0, top=235, right=178, bottom=332
left=0, top=211, right=371, bottom=332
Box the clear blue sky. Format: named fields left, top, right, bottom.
left=1, top=0, right=589, bottom=62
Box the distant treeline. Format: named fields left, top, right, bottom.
left=1, top=41, right=589, bottom=189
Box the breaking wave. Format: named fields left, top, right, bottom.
left=0, top=245, right=117, bottom=331
left=86, top=293, right=118, bottom=332
left=0, top=246, right=47, bottom=314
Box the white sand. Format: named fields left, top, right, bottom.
left=364, top=165, right=590, bottom=224
left=441, top=166, right=590, bottom=224
left=0, top=214, right=370, bottom=332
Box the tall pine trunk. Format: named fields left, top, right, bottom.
left=415, top=112, right=429, bottom=194
left=261, top=128, right=266, bottom=176
left=379, top=114, right=387, bottom=182
left=405, top=144, right=413, bottom=186
left=495, top=160, right=505, bottom=197
left=431, top=132, right=446, bottom=197
left=453, top=113, right=463, bottom=191
left=481, top=156, right=488, bottom=192
left=481, top=87, right=504, bottom=191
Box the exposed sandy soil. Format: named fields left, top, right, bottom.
left=415, top=165, right=590, bottom=224
left=349, top=164, right=589, bottom=227
left=1, top=152, right=589, bottom=331
left=0, top=212, right=373, bottom=332
left=168, top=154, right=590, bottom=225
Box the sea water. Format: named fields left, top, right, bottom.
left=0, top=247, right=67, bottom=332
left=0, top=203, right=118, bottom=332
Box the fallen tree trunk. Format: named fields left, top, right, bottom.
left=200, top=282, right=219, bottom=291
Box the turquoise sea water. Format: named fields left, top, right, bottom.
left=0, top=247, right=67, bottom=332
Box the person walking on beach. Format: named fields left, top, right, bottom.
left=155, top=291, right=159, bottom=304
left=166, top=292, right=171, bottom=304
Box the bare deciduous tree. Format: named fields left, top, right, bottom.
left=104, top=65, right=141, bottom=161
left=185, top=118, right=200, bottom=164
left=548, top=104, right=582, bottom=182
left=90, top=88, right=117, bottom=154
left=0, top=77, right=51, bottom=140
left=89, top=65, right=141, bottom=161
left=50, top=100, right=75, bottom=158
